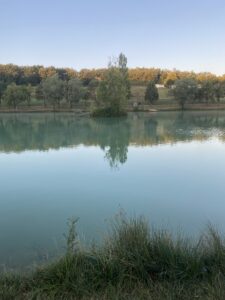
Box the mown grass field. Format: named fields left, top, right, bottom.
left=130, top=85, right=177, bottom=105
left=130, top=84, right=225, bottom=110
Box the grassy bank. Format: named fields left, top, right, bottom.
left=1, top=217, right=225, bottom=299
left=1, top=85, right=225, bottom=114
left=2, top=103, right=225, bottom=114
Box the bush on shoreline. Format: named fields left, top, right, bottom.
left=1, top=216, right=225, bottom=299
left=92, top=53, right=130, bottom=117
left=91, top=107, right=127, bottom=118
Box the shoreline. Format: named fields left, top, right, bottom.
left=0, top=103, right=225, bottom=114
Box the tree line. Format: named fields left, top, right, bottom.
left=0, top=54, right=225, bottom=111
left=1, top=76, right=88, bottom=109
left=0, top=53, right=131, bottom=114
left=172, top=78, right=225, bottom=109
left=1, top=63, right=224, bottom=88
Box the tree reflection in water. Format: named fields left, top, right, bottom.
left=0, top=111, right=225, bottom=168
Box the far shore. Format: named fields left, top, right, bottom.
left=1, top=103, right=225, bottom=114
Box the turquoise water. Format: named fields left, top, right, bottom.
left=1, top=111, right=225, bottom=268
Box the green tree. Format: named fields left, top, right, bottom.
left=3, top=83, right=18, bottom=108
left=145, top=81, right=159, bottom=104
left=3, top=84, right=31, bottom=108
left=164, top=72, right=179, bottom=88
left=87, top=79, right=99, bottom=100
left=35, top=84, right=46, bottom=106
left=65, top=78, right=85, bottom=108
left=20, top=85, right=32, bottom=106
left=95, top=55, right=128, bottom=116
left=42, top=75, right=65, bottom=109
left=213, top=81, right=224, bottom=102
left=0, top=81, right=7, bottom=105
left=173, top=78, right=198, bottom=109
left=118, top=53, right=131, bottom=99
left=200, top=80, right=216, bottom=103
left=196, top=80, right=225, bottom=103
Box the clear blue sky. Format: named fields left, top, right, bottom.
left=0, top=0, right=225, bottom=74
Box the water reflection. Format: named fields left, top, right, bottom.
left=1, top=111, right=225, bottom=268
left=0, top=111, right=225, bottom=168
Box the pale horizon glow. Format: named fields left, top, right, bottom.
left=0, top=0, right=225, bottom=75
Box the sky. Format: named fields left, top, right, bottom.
left=0, top=0, right=225, bottom=74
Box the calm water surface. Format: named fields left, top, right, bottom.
left=1, top=111, right=225, bottom=268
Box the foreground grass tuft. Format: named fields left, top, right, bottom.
left=1, top=217, right=225, bottom=299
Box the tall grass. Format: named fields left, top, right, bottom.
left=1, top=216, right=225, bottom=299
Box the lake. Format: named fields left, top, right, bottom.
left=1, top=111, right=225, bottom=269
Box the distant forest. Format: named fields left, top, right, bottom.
left=0, top=62, right=225, bottom=111
left=0, top=64, right=224, bottom=89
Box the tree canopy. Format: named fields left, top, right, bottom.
left=3, top=83, right=32, bottom=108
left=172, top=78, right=198, bottom=109
left=42, top=75, right=65, bottom=109
left=94, top=53, right=130, bottom=117
left=145, top=81, right=159, bottom=104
